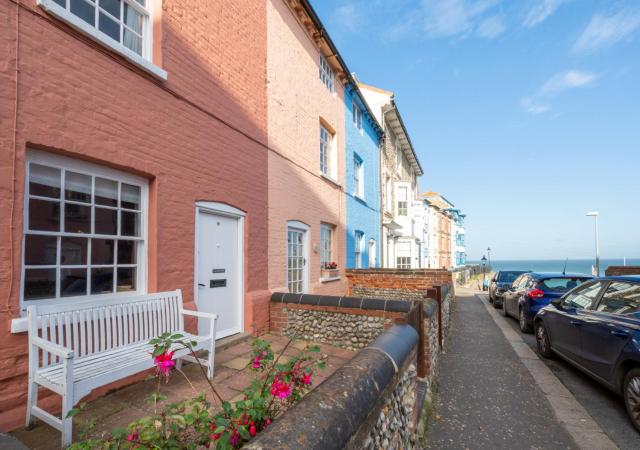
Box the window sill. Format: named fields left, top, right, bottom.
left=320, top=173, right=341, bottom=188
left=353, top=194, right=367, bottom=205
left=319, top=276, right=341, bottom=283
left=38, top=0, right=168, bottom=81
left=11, top=317, right=27, bottom=334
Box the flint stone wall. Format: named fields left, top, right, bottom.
left=283, top=309, right=391, bottom=350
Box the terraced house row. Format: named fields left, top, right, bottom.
left=0, top=0, right=465, bottom=430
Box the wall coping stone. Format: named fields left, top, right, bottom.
left=243, top=325, right=418, bottom=450
left=271, top=292, right=440, bottom=318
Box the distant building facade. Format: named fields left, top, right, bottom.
left=359, top=84, right=424, bottom=269
left=344, top=86, right=383, bottom=269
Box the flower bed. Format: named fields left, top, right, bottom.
left=68, top=334, right=326, bottom=449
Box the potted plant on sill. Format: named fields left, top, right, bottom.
left=321, top=262, right=339, bottom=279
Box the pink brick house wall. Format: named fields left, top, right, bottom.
left=267, top=0, right=347, bottom=295
left=0, top=0, right=269, bottom=430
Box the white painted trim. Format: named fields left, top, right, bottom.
left=286, top=221, right=310, bottom=294
left=194, top=202, right=245, bottom=339
left=37, top=0, right=167, bottom=81
left=196, top=202, right=246, bottom=218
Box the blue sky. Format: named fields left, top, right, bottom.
left=311, top=0, right=640, bottom=261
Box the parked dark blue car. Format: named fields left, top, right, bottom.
left=501, top=272, right=592, bottom=333
left=534, top=276, right=640, bottom=431
left=489, top=270, right=530, bottom=307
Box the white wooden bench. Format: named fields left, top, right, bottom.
left=25, top=289, right=217, bottom=448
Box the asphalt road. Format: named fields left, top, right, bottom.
left=493, top=297, right=640, bottom=450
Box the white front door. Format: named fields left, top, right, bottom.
left=196, top=206, right=243, bottom=339
left=287, top=223, right=308, bottom=293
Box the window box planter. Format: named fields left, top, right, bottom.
left=321, top=268, right=340, bottom=279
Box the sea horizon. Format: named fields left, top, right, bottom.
left=466, top=258, right=640, bottom=275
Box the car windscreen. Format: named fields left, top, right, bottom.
left=497, top=271, right=526, bottom=283
left=538, top=277, right=590, bottom=292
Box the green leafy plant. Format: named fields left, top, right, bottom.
left=69, top=333, right=326, bottom=449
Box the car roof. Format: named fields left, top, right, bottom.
left=497, top=270, right=529, bottom=273
left=527, top=272, right=593, bottom=279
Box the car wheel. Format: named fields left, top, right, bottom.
left=535, top=320, right=553, bottom=358
left=493, top=298, right=501, bottom=309
left=519, top=307, right=532, bottom=333
left=623, top=369, right=640, bottom=432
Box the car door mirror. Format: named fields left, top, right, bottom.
left=551, top=298, right=563, bottom=309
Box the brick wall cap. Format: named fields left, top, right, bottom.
left=367, top=324, right=418, bottom=370
left=271, top=292, right=414, bottom=312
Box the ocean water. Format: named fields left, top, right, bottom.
left=467, top=259, right=640, bottom=276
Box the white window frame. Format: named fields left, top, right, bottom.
left=20, top=150, right=148, bottom=310
left=354, top=231, right=364, bottom=269
left=353, top=154, right=364, bottom=199
left=320, top=223, right=334, bottom=267
left=286, top=221, right=309, bottom=294
left=397, top=256, right=411, bottom=269
left=352, top=103, right=362, bottom=131
left=38, top=0, right=167, bottom=80
left=319, top=54, right=334, bottom=93
left=368, top=239, right=376, bottom=268
left=320, top=124, right=337, bottom=181
left=397, top=186, right=408, bottom=216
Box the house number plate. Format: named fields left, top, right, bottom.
left=212, top=269, right=226, bottom=274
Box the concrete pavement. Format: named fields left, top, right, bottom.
left=426, top=290, right=578, bottom=449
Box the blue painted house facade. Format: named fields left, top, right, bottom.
left=344, top=85, right=383, bottom=269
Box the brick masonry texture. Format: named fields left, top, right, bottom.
left=266, top=0, right=347, bottom=296
left=605, top=266, right=640, bottom=276
left=0, top=0, right=269, bottom=430
left=346, top=269, right=454, bottom=297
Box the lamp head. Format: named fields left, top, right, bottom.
left=586, top=211, right=599, bottom=217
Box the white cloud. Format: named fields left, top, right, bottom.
left=523, top=0, right=568, bottom=28
left=521, top=97, right=551, bottom=115
left=573, top=8, right=640, bottom=54
left=540, top=70, right=598, bottom=94
left=477, top=15, right=506, bottom=39
left=421, top=0, right=501, bottom=38
left=521, top=70, right=598, bottom=115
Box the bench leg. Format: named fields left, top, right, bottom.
left=25, top=378, right=37, bottom=429
left=207, top=320, right=216, bottom=379
left=61, top=359, right=74, bottom=448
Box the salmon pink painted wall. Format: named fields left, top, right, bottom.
left=267, top=0, right=347, bottom=296
left=0, top=0, right=269, bottom=430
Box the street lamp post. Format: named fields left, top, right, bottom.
left=586, top=212, right=600, bottom=277
left=487, top=247, right=491, bottom=272
left=481, top=255, right=487, bottom=291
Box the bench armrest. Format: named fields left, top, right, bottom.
left=182, top=309, right=218, bottom=321
left=32, top=337, right=74, bottom=359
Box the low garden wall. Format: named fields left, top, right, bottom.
left=264, top=271, right=455, bottom=449
left=244, top=324, right=420, bottom=450
left=605, top=266, right=640, bottom=276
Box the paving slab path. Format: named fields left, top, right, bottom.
left=426, top=291, right=577, bottom=450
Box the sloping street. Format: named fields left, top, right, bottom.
left=426, top=288, right=616, bottom=449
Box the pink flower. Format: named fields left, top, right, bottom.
left=252, top=355, right=263, bottom=369
left=230, top=429, right=240, bottom=446
left=126, top=432, right=139, bottom=442
left=302, top=372, right=313, bottom=385
left=270, top=379, right=292, bottom=399
left=154, top=351, right=175, bottom=378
